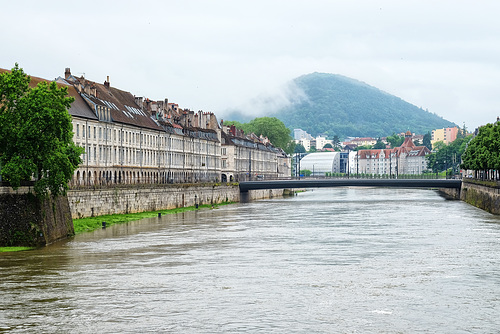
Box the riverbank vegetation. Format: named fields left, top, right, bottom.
left=0, top=246, right=35, bottom=253
left=461, top=121, right=500, bottom=180
left=73, top=202, right=233, bottom=234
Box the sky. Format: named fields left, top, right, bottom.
left=2, top=0, right=500, bottom=131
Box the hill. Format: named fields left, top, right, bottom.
left=227, top=73, right=457, bottom=139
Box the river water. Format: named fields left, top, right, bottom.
left=1, top=188, right=500, bottom=333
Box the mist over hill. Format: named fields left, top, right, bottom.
left=226, top=72, right=457, bottom=139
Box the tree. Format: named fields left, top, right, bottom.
left=224, top=117, right=295, bottom=154
left=386, top=133, right=404, bottom=148
left=300, top=169, right=312, bottom=177
left=354, top=144, right=372, bottom=151
left=0, top=64, right=84, bottom=197
left=461, top=122, right=500, bottom=179
left=332, top=135, right=340, bottom=149
left=427, top=135, right=472, bottom=175
left=323, top=143, right=333, bottom=149
left=423, top=132, right=432, bottom=151
left=294, top=144, right=306, bottom=153
left=373, top=137, right=386, bottom=149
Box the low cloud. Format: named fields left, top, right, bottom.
left=220, top=80, right=308, bottom=120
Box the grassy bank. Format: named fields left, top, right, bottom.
left=0, top=247, right=35, bottom=253
left=0, top=202, right=233, bottom=253
left=73, top=202, right=233, bottom=235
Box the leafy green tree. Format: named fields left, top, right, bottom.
left=224, top=117, right=295, bottom=154
left=373, top=137, right=386, bottom=149
left=0, top=64, right=84, bottom=197
left=354, top=144, right=372, bottom=151
left=386, top=133, right=404, bottom=148
left=423, top=132, right=432, bottom=150
left=308, top=146, right=317, bottom=153
left=332, top=135, right=340, bottom=149
left=427, top=135, right=472, bottom=175
left=223, top=120, right=248, bottom=132
left=461, top=122, right=500, bottom=179
left=323, top=143, right=333, bottom=149
left=300, top=169, right=312, bottom=177
left=294, top=144, right=306, bottom=153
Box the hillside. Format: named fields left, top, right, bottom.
left=227, top=73, right=456, bottom=139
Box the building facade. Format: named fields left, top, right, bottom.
left=356, top=131, right=431, bottom=176
left=431, top=127, right=459, bottom=147
left=37, top=68, right=291, bottom=186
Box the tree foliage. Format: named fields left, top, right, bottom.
left=0, top=64, right=84, bottom=197
left=423, top=132, right=432, bottom=150
left=386, top=133, right=404, bottom=148
left=461, top=122, right=500, bottom=174
left=373, top=138, right=386, bottom=149
left=332, top=135, right=340, bottom=149
left=294, top=144, right=306, bottom=153
left=426, top=135, right=472, bottom=175
left=224, top=117, right=295, bottom=154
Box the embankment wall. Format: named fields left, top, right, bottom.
left=0, top=187, right=74, bottom=247
left=460, top=180, right=500, bottom=215
left=67, top=184, right=288, bottom=219
left=0, top=184, right=289, bottom=246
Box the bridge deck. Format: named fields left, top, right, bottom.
left=239, top=179, right=462, bottom=192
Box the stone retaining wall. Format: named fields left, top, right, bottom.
left=0, top=187, right=73, bottom=247
left=67, top=185, right=289, bottom=219
left=460, top=181, right=500, bottom=215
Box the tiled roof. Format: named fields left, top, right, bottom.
left=1, top=68, right=98, bottom=121
left=66, top=77, right=162, bottom=131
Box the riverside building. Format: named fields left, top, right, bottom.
left=44, top=68, right=291, bottom=186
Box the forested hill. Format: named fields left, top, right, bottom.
left=270, top=73, right=456, bottom=138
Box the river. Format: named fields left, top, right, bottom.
left=1, top=188, right=500, bottom=333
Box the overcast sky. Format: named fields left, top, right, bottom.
left=2, top=0, right=500, bottom=131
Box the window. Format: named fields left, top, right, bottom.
left=76, top=124, right=80, bottom=137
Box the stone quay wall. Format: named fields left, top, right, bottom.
left=460, top=180, right=500, bottom=215
left=67, top=184, right=288, bottom=219
left=0, top=184, right=289, bottom=246
left=0, top=187, right=74, bottom=247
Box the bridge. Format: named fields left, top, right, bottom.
left=239, top=178, right=462, bottom=192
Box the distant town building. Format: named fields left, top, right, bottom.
left=293, top=128, right=313, bottom=140
left=356, top=131, right=431, bottom=176
left=350, top=137, right=377, bottom=147
left=314, top=135, right=333, bottom=150
left=431, top=127, right=459, bottom=148
left=295, top=138, right=312, bottom=152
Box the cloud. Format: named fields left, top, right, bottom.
left=222, top=80, right=308, bottom=119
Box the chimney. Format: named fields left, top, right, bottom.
left=64, top=68, right=71, bottom=79
left=104, top=75, right=110, bottom=89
